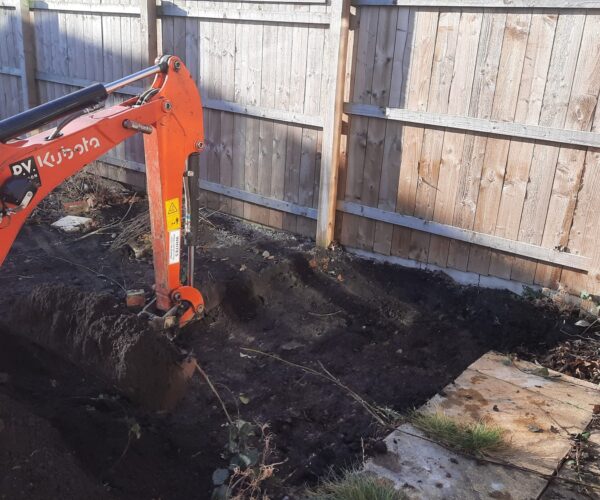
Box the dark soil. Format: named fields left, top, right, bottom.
left=0, top=284, right=194, bottom=411
left=0, top=198, right=576, bottom=499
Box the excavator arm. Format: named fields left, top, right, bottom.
left=0, top=55, right=205, bottom=327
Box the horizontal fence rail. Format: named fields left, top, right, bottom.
left=345, top=104, right=600, bottom=149
left=29, top=1, right=331, bottom=25
left=352, top=0, right=600, bottom=6
left=196, top=181, right=590, bottom=271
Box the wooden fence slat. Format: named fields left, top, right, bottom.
left=242, top=23, right=264, bottom=222
left=231, top=20, right=247, bottom=218
left=390, top=9, right=438, bottom=258
left=510, top=12, right=586, bottom=283
left=201, top=16, right=218, bottom=210
left=209, top=21, right=224, bottom=211
left=355, top=6, right=398, bottom=250
left=488, top=11, right=558, bottom=279
left=269, top=16, right=293, bottom=229
left=283, top=18, right=309, bottom=233
left=297, top=23, right=324, bottom=236
left=467, top=12, right=531, bottom=276
left=560, top=147, right=600, bottom=295
left=427, top=11, right=483, bottom=267
left=219, top=19, right=235, bottom=216
left=372, top=6, right=410, bottom=255
left=256, top=21, right=277, bottom=226
left=534, top=15, right=600, bottom=288
left=446, top=10, right=507, bottom=272
left=408, top=10, right=461, bottom=263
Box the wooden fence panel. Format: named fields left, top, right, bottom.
left=30, top=0, right=145, bottom=168
left=340, top=6, right=600, bottom=296
left=158, top=0, right=331, bottom=238
left=2, top=0, right=600, bottom=300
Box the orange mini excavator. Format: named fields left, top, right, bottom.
left=0, top=55, right=205, bottom=328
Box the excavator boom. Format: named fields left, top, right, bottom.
left=0, top=55, right=205, bottom=328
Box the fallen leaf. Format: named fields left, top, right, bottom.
left=337, top=274, right=344, bottom=282
left=239, top=395, right=250, bottom=405
left=262, top=250, right=270, bottom=259
left=593, top=404, right=600, bottom=415
left=239, top=264, right=247, bottom=272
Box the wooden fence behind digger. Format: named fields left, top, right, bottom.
left=2, top=0, right=600, bottom=303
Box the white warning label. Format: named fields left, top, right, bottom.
left=169, top=229, right=180, bottom=265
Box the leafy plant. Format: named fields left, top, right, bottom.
left=192, top=360, right=280, bottom=499
left=212, top=420, right=280, bottom=500
left=306, top=470, right=406, bottom=500
left=410, top=410, right=505, bottom=455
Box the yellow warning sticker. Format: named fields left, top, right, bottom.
left=165, top=198, right=181, bottom=231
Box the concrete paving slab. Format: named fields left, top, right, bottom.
left=367, top=351, right=600, bottom=499
left=470, top=353, right=598, bottom=413
left=424, top=367, right=591, bottom=475
left=365, top=423, right=547, bottom=500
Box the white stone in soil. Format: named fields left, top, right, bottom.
left=51, top=216, right=93, bottom=233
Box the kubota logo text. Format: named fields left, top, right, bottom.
left=37, top=136, right=101, bottom=168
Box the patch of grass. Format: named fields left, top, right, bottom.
left=410, top=410, right=505, bottom=455
left=306, top=470, right=406, bottom=500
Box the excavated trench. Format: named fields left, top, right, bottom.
left=0, top=284, right=194, bottom=410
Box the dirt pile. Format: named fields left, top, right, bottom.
left=0, top=284, right=193, bottom=410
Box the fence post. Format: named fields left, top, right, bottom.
left=140, top=0, right=158, bottom=65
left=315, top=0, right=350, bottom=248
left=16, top=0, right=38, bottom=109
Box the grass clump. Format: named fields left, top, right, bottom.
left=410, top=410, right=505, bottom=455
left=306, top=470, right=406, bottom=500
